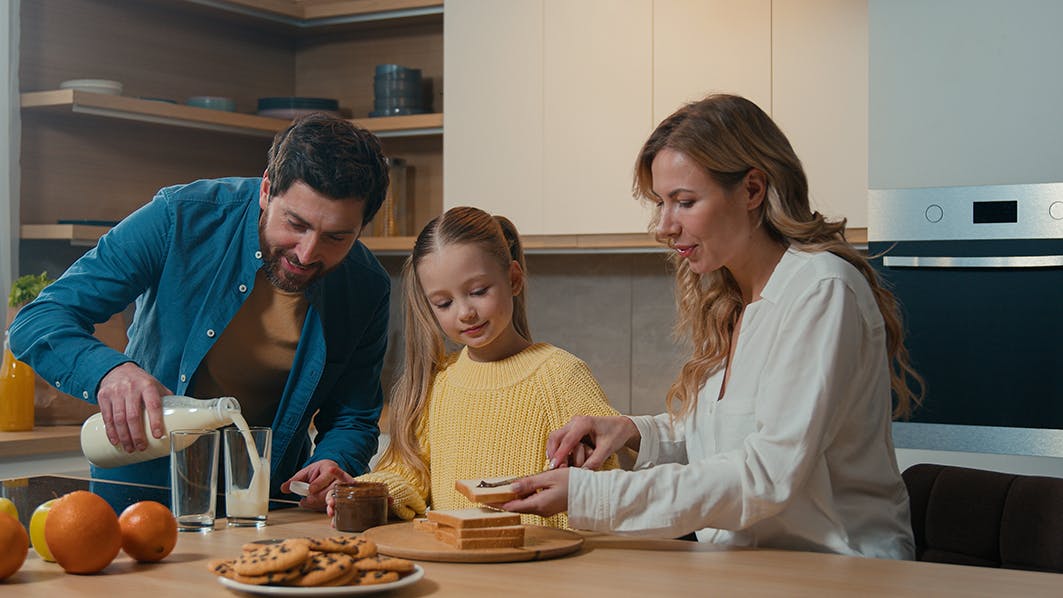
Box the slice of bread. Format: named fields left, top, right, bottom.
left=455, top=477, right=519, bottom=503
left=434, top=530, right=524, bottom=550
left=435, top=524, right=525, bottom=540
left=426, top=507, right=521, bottom=529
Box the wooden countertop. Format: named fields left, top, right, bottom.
left=0, top=426, right=82, bottom=459
left=5, top=506, right=1060, bottom=596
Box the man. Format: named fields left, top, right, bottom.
left=9, top=114, right=390, bottom=510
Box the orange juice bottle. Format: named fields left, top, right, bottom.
left=0, top=331, right=35, bottom=431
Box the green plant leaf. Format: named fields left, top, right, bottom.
left=8, top=272, right=55, bottom=308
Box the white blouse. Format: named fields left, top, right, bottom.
left=568, top=248, right=915, bottom=559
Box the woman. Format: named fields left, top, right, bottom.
left=502, top=94, right=922, bottom=559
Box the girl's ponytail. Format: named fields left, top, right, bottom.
left=494, top=215, right=531, bottom=342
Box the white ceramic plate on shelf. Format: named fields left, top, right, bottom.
left=216, top=564, right=424, bottom=595
left=59, top=79, right=123, bottom=95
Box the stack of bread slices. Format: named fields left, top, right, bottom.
left=420, top=507, right=525, bottom=549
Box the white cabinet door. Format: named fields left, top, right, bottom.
left=541, top=0, right=653, bottom=234
left=445, top=0, right=652, bottom=235
left=444, top=0, right=545, bottom=230
left=772, top=0, right=869, bottom=228
left=446, top=1, right=789, bottom=235
left=653, top=0, right=771, bottom=123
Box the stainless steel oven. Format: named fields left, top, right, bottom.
left=868, top=183, right=1063, bottom=457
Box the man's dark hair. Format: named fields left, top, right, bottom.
left=266, top=113, right=390, bottom=225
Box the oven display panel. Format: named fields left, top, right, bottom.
left=973, top=200, right=1017, bottom=224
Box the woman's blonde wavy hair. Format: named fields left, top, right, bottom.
left=634, top=94, right=922, bottom=422
left=375, top=206, right=531, bottom=487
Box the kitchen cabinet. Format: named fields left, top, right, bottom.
left=540, top=0, right=653, bottom=235
left=653, top=0, right=771, bottom=124
left=446, top=0, right=654, bottom=236
left=443, top=0, right=545, bottom=233
left=447, top=0, right=774, bottom=236
left=17, top=0, right=443, bottom=248
left=447, top=0, right=871, bottom=237
left=772, top=0, right=869, bottom=229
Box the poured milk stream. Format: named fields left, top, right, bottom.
left=225, top=412, right=269, bottom=519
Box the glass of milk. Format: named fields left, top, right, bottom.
left=222, top=425, right=271, bottom=527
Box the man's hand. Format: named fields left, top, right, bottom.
left=97, top=362, right=173, bottom=452
left=283, top=460, right=355, bottom=511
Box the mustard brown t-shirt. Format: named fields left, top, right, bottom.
left=191, top=269, right=308, bottom=427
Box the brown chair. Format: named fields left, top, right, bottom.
left=902, top=463, right=1063, bottom=572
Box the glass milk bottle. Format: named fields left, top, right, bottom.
left=0, top=330, right=35, bottom=432
left=81, top=395, right=240, bottom=467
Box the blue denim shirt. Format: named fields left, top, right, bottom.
left=9, top=178, right=390, bottom=494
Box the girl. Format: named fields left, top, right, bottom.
left=503, top=94, right=923, bottom=558
left=332, top=206, right=618, bottom=528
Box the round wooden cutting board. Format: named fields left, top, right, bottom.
left=364, top=521, right=584, bottom=563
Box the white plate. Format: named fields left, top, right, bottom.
left=217, top=564, right=424, bottom=595
left=59, top=78, right=123, bottom=95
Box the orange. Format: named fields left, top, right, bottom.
left=44, top=490, right=122, bottom=574
left=0, top=511, right=29, bottom=580
left=118, top=501, right=178, bottom=562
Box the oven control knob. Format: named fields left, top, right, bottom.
left=1050, top=201, right=1063, bottom=220
left=925, top=204, right=944, bottom=223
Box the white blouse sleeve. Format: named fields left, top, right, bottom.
left=568, top=278, right=871, bottom=536
left=629, top=413, right=687, bottom=470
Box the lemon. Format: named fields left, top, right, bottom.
left=29, top=499, right=57, bottom=562
left=0, top=497, right=16, bottom=520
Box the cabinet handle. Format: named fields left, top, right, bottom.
left=883, top=255, right=1063, bottom=268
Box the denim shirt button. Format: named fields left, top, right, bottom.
left=54, top=380, right=61, bottom=388
left=207, top=329, right=216, bottom=338
left=239, top=284, right=248, bottom=293
left=254, top=251, right=262, bottom=259
left=82, top=390, right=89, bottom=399
left=180, top=374, right=187, bottom=383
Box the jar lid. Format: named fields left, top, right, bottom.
left=332, top=481, right=388, bottom=498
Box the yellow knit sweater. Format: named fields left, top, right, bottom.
left=360, top=342, right=619, bottom=528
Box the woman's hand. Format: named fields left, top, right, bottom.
left=499, top=468, right=570, bottom=518
left=547, top=415, right=641, bottom=471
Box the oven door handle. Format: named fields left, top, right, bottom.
left=883, top=255, right=1063, bottom=268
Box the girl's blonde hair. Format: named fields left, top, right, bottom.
left=633, top=94, right=923, bottom=422
left=377, top=206, right=530, bottom=486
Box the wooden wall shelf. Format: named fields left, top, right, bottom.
left=21, top=90, right=443, bottom=138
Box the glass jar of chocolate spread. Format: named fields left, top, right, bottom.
left=332, top=481, right=388, bottom=532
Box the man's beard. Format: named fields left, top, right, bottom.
left=258, top=215, right=324, bottom=293
left=261, top=250, right=321, bottom=292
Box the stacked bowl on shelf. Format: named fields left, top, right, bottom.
left=187, top=96, right=236, bottom=112
left=370, top=64, right=425, bottom=117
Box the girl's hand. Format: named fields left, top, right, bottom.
left=547, top=415, right=641, bottom=471
left=324, top=482, right=337, bottom=518
left=500, top=468, right=570, bottom=517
